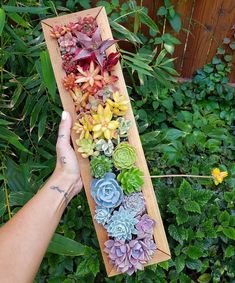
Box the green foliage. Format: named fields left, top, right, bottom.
left=0, top=0, right=234, bottom=282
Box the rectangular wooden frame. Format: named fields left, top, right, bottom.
left=42, top=7, right=171, bottom=277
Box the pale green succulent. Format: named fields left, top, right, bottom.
left=95, top=139, right=114, bottom=157
left=112, top=142, right=136, bottom=169
left=117, top=117, right=132, bottom=136
left=76, top=138, right=99, bottom=158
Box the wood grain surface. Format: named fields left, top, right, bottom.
left=42, top=7, right=170, bottom=276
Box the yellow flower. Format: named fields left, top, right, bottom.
left=106, top=91, right=129, bottom=116
left=73, top=114, right=93, bottom=140
left=92, top=104, right=119, bottom=140
left=212, top=168, right=228, bottom=185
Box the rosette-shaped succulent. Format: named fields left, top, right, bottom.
left=112, top=142, right=136, bottom=170
left=92, top=104, right=119, bottom=140
left=117, top=167, right=144, bottom=194
left=90, top=155, right=112, bottom=178
left=136, top=214, right=155, bottom=238
left=73, top=114, right=93, bottom=140
left=122, top=192, right=145, bottom=216
left=95, top=206, right=111, bottom=225
left=95, top=139, right=114, bottom=157
left=76, top=138, right=98, bottom=158
left=63, top=73, right=77, bottom=90
left=104, top=237, right=156, bottom=275
left=91, top=173, right=123, bottom=208
left=106, top=91, right=129, bottom=116
left=58, top=32, right=77, bottom=54
left=106, top=207, right=138, bottom=240
left=127, top=237, right=156, bottom=274
left=117, top=117, right=132, bottom=136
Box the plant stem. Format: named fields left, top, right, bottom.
left=150, top=174, right=213, bottom=179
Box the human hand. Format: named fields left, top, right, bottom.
left=53, top=111, right=83, bottom=200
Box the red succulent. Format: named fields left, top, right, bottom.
left=75, top=61, right=103, bottom=93
left=63, top=73, right=77, bottom=90
left=73, top=27, right=117, bottom=67
left=77, top=16, right=98, bottom=36
left=103, top=52, right=120, bottom=71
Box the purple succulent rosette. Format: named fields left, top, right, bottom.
left=106, top=207, right=138, bottom=240
left=104, top=237, right=157, bottom=275
left=91, top=173, right=123, bottom=208
left=122, top=192, right=146, bottom=216
left=95, top=206, right=111, bottom=225
left=136, top=214, right=156, bottom=238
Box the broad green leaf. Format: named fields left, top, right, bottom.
left=184, top=201, right=201, bottom=214
left=197, top=273, right=211, bottom=283
left=223, top=227, right=235, bottom=240
left=224, top=245, right=234, bottom=258
left=178, top=180, right=192, bottom=201
left=47, top=233, right=90, bottom=256
left=186, top=246, right=203, bottom=259
left=76, top=255, right=100, bottom=277
left=40, top=51, right=56, bottom=102
left=169, top=12, right=181, bottom=33
left=0, top=8, right=6, bottom=36
left=175, top=254, right=185, bottom=273
left=2, top=5, right=49, bottom=14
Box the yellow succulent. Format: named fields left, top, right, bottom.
left=212, top=168, right=228, bottom=185
left=106, top=91, right=129, bottom=116
left=73, top=114, right=93, bottom=140
left=92, top=104, right=119, bottom=140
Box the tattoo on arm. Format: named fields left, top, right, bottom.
left=58, top=134, right=65, bottom=139
left=50, top=185, right=68, bottom=204
left=60, top=156, right=67, bottom=164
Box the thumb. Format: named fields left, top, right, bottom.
left=56, top=111, right=72, bottom=149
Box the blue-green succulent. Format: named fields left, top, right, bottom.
left=91, top=173, right=123, bottom=208
left=106, top=206, right=138, bottom=240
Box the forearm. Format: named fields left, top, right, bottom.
left=0, top=171, right=77, bottom=283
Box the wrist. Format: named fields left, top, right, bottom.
left=45, top=170, right=79, bottom=207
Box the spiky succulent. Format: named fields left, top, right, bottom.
left=63, top=73, right=77, bottom=90
left=92, top=104, right=119, bottom=140
left=117, top=117, right=132, bottom=136
left=95, top=139, right=114, bottom=157
left=122, top=192, right=145, bottom=216
left=106, top=206, right=138, bottom=241
left=103, top=52, right=120, bottom=71
left=73, top=114, right=93, bottom=140
left=95, top=206, right=111, bottom=225
left=76, top=138, right=98, bottom=158
left=136, top=214, right=155, bottom=238
left=106, top=91, right=128, bottom=116
left=90, top=155, right=112, bottom=178
left=117, top=167, right=144, bottom=194
left=91, top=173, right=123, bottom=208
left=104, top=237, right=156, bottom=275
left=73, top=27, right=117, bottom=67
left=76, top=61, right=103, bottom=93
left=112, top=142, right=136, bottom=169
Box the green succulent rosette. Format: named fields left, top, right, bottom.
left=90, top=155, right=112, bottom=178
left=117, top=167, right=144, bottom=194
left=112, top=142, right=136, bottom=169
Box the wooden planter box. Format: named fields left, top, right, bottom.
left=41, top=7, right=170, bottom=277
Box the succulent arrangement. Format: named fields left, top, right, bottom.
left=51, top=16, right=156, bottom=275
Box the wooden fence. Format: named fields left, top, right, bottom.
left=93, top=0, right=235, bottom=81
